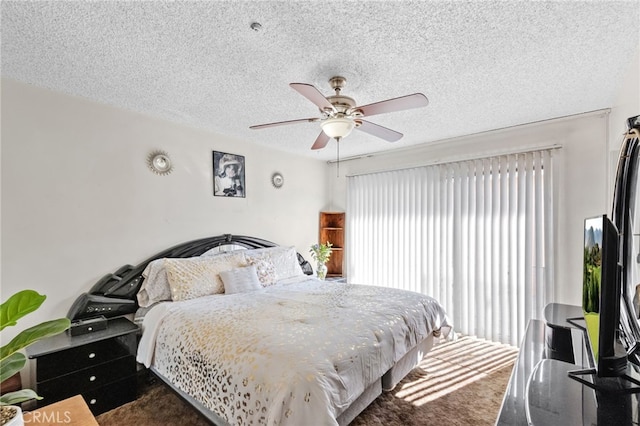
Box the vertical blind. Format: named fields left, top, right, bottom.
left=346, top=150, right=554, bottom=346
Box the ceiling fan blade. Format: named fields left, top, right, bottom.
left=355, top=93, right=428, bottom=117
left=311, top=131, right=330, bottom=150
left=250, top=117, right=319, bottom=130
left=355, top=120, right=403, bottom=142
left=290, top=83, right=336, bottom=112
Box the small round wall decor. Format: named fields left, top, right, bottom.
left=271, top=172, right=284, bottom=188
left=147, top=150, right=173, bottom=175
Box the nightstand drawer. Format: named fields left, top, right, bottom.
left=37, top=355, right=135, bottom=398
left=83, top=376, right=137, bottom=415
left=36, top=338, right=129, bottom=381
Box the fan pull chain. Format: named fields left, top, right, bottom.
left=336, top=137, right=340, bottom=177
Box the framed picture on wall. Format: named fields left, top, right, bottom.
left=213, top=151, right=245, bottom=198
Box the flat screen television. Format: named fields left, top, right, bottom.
left=581, top=214, right=627, bottom=377
left=568, top=214, right=640, bottom=392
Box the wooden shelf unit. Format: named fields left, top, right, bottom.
left=319, top=212, right=345, bottom=277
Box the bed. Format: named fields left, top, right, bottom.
left=70, top=235, right=451, bottom=425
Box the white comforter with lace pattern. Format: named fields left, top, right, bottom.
left=137, top=277, right=451, bottom=425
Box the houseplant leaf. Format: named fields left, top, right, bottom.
left=0, top=318, right=70, bottom=361
left=0, top=352, right=26, bottom=383
left=0, top=290, right=70, bottom=409
left=0, top=290, right=46, bottom=332
left=0, top=389, right=42, bottom=405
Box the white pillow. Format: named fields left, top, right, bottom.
left=165, top=252, right=245, bottom=301
left=219, top=265, right=263, bottom=294
left=243, top=246, right=304, bottom=281
left=137, top=259, right=172, bottom=307
left=246, top=257, right=277, bottom=287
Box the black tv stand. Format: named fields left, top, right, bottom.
left=625, top=338, right=640, bottom=364
left=497, top=303, right=640, bottom=425
left=568, top=368, right=640, bottom=394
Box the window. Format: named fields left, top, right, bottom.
left=347, top=150, right=554, bottom=345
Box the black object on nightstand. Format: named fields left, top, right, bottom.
left=25, top=317, right=139, bottom=415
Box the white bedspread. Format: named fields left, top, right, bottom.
left=137, top=277, right=451, bottom=425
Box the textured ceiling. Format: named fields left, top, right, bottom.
left=2, top=1, right=639, bottom=161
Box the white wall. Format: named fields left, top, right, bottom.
left=1, top=78, right=326, bottom=339
left=327, top=110, right=611, bottom=308
left=608, top=46, right=639, bottom=196
left=609, top=47, right=639, bottom=150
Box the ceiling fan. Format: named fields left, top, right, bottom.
left=250, top=76, right=429, bottom=150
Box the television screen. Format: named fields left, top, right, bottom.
left=583, top=214, right=627, bottom=377
left=583, top=216, right=604, bottom=361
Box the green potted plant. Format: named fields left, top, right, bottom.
left=1, top=290, right=70, bottom=426
left=310, top=242, right=333, bottom=280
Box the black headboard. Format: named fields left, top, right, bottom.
left=68, top=234, right=313, bottom=320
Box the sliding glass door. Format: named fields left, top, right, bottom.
left=347, top=150, right=555, bottom=346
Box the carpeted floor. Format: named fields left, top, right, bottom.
left=96, top=336, right=517, bottom=425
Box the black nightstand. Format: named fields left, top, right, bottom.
left=25, top=317, right=139, bottom=415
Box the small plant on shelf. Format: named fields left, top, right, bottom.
left=1, top=290, right=70, bottom=425
left=310, top=242, right=333, bottom=280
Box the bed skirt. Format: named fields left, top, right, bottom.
left=382, top=334, right=436, bottom=391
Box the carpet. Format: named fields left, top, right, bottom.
left=96, top=336, right=517, bottom=425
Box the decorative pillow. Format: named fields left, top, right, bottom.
left=137, top=258, right=172, bottom=307
left=219, top=265, right=263, bottom=295
left=164, top=252, right=245, bottom=301
left=243, top=246, right=304, bottom=281
left=246, top=257, right=277, bottom=287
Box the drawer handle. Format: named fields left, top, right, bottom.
left=88, top=353, right=96, bottom=359
left=89, top=375, right=96, bottom=382
left=89, top=399, right=97, bottom=405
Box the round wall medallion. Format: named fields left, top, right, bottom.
left=271, top=172, right=284, bottom=188
left=147, top=150, right=173, bottom=175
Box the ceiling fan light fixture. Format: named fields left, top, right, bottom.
left=321, top=117, right=355, bottom=139
left=251, top=77, right=429, bottom=149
